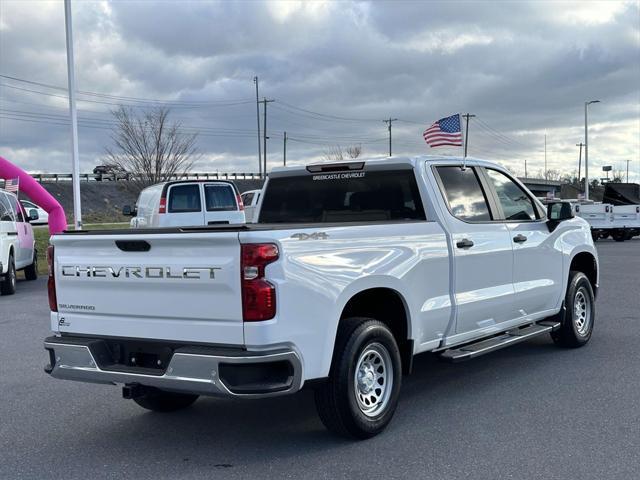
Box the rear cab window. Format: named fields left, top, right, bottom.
left=259, top=168, right=426, bottom=223
left=168, top=184, right=202, bottom=213
left=204, top=184, right=237, bottom=211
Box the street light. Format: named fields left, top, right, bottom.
left=584, top=99, right=600, bottom=201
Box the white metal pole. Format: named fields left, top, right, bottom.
left=584, top=103, right=589, bottom=201
left=64, top=0, right=82, bottom=229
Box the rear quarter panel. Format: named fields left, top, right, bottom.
left=241, top=221, right=451, bottom=380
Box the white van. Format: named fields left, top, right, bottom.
left=124, top=180, right=245, bottom=228
left=0, top=190, right=38, bottom=295
left=240, top=189, right=262, bottom=223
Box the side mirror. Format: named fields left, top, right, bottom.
left=547, top=201, right=573, bottom=232
left=122, top=205, right=135, bottom=216
left=28, top=209, right=39, bottom=221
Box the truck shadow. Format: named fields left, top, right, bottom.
left=72, top=335, right=575, bottom=472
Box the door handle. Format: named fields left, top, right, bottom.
left=456, top=238, right=474, bottom=249
left=513, top=234, right=528, bottom=243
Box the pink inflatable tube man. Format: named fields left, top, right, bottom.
left=0, top=156, right=67, bottom=235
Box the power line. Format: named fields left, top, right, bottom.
left=273, top=99, right=379, bottom=122
left=474, top=118, right=529, bottom=148
left=0, top=73, right=254, bottom=106
left=0, top=82, right=254, bottom=109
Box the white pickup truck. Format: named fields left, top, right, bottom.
left=44, top=157, right=599, bottom=438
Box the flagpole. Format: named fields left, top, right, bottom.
left=460, top=113, right=466, bottom=169
left=64, top=0, right=82, bottom=230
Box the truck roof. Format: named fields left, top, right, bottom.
left=269, top=155, right=506, bottom=177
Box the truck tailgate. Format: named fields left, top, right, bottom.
left=51, top=232, right=244, bottom=345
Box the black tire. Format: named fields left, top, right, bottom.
left=133, top=389, right=199, bottom=412
left=552, top=271, right=595, bottom=348
left=315, top=317, right=402, bottom=439
left=612, top=230, right=626, bottom=242
left=24, top=250, right=38, bottom=281
left=0, top=253, right=17, bottom=295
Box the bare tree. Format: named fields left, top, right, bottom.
left=105, top=106, right=199, bottom=187
left=611, top=169, right=624, bottom=182
left=323, top=144, right=362, bottom=161
left=345, top=144, right=362, bottom=159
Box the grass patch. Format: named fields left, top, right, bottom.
left=33, top=223, right=129, bottom=275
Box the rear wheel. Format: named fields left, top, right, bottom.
left=133, top=389, right=199, bottom=412
left=24, top=250, right=38, bottom=281
left=612, top=230, right=626, bottom=242
left=0, top=253, right=16, bottom=295
left=552, top=271, right=595, bottom=348
left=315, top=317, right=402, bottom=439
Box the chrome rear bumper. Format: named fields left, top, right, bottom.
left=44, top=336, right=303, bottom=398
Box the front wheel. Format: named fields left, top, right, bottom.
left=133, top=389, right=199, bottom=412
left=315, top=318, right=402, bottom=439
left=552, top=271, right=595, bottom=348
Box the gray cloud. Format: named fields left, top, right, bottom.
left=0, top=0, right=638, bottom=181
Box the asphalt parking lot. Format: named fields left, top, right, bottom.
left=1, top=239, right=638, bottom=479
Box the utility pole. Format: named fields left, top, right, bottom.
left=626, top=159, right=631, bottom=182
left=525, top=159, right=528, bottom=178
left=253, top=76, right=262, bottom=178
left=261, top=98, right=274, bottom=176
left=383, top=118, right=398, bottom=157
left=585, top=100, right=600, bottom=201
left=64, top=0, right=82, bottom=230
left=462, top=113, right=475, bottom=157
left=283, top=131, right=287, bottom=167
left=544, top=134, right=547, bottom=180
left=576, top=143, right=584, bottom=189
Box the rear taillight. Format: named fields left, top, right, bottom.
left=158, top=196, right=167, bottom=214
left=237, top=194, right=245, bottom=211
left=47, top=245, right=57, bottom=312
left=241, top=243, right=278, bottom=321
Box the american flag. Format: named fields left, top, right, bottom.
left=3, top=178, right=19, bottom=193
left=423, top=114, right=463, bottom=147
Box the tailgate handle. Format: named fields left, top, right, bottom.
left=115, top=240, right=151, bottom=252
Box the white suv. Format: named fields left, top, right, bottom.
left=0, top=190, right=38, bottom=295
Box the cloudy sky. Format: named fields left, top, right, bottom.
left=1, top=0, right=639, bottom=181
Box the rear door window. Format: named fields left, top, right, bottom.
left=0, top=193, right=13, bottom=221
left=204, top=185, right=237, bottom=211
left=259, top=169, right=426, bottom=223
left=435, top=166, right=492, bottom=222
left=6, top=194, right=24, bottom=222
left=242, top=192, right=254, bottom=206
left=168, top=184, right=202, bottom=213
